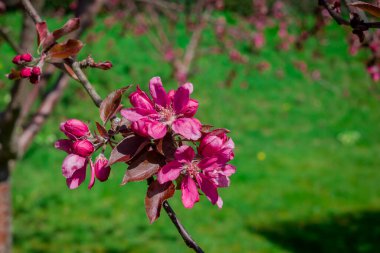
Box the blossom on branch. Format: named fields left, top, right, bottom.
left=121, top=77, right=201, bottom=140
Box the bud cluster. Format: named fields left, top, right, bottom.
left=8, top=53, right=43, bottom=84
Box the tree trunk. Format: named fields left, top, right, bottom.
left=0, top=166, right=11, bottom=253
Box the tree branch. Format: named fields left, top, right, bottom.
left=0, top=27, right=22, bottom=54
left=69, top=59, right=103, bottom=107
left=162, top=201, right=204, bottom=253
left=18, top=73, right=70, bottom=155
left=21, top=0, right=42, bottom=23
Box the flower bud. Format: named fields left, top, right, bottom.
left=60, top=119, right=90, bottom=139
left=29, top=74, right=40, bottom=84
left=32, top=66, right=41, bottom=76
left=94, top=154, right=111, bottom=181
left=73, top=139, right=94, bottom=157
left=12, top=55, right=22, bottom=65
left=20, top=67, right=32, bottom=78
left=21, top=53, right=33, bottom=62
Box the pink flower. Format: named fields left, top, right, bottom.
left=121, top=77, right=201, bottom=140
left=157, top=145, right=232, bottom=208
left=72, top=139, right=94, bottom=157
left=94, top=154, right=111, bottom=182
left=198, top=129, right=234, bottom=164
left=61, top=154, right=89, bottom=189
left=60, top=119, right=90, bottom=140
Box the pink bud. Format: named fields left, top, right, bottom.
left=60, top=119, right=90, bottom=139
left=94, top=154, right=111, bottom=181
left=93, top=61, right=113, bottom=70
left=73, top=139, right=94, bottom=157
left=29, top=74, right=40, bottom=84
left=20, top=68, right=32, bottom=78
left=32, top=66, right=41, bottom=76
left=12, top=55, right=22, bottom=65
left=21, top=53, right=33, bottom=62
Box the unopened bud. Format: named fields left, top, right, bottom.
left=73, top=139, right=94, bottom=157
left=32, top=66, right=41, bottom=76
left=21, top=53, right=33, bottom=62
left=60, top=119, right=90, bottom=139
left=12, top=55, right=22, bottom=65
left=94, top=154, right=111, bottom=181
left=20, top=67, right=32, bottom=78
left=29, top=74, right=40, bottom=84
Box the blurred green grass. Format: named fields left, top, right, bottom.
left=1, top=11, right=380, bottom=253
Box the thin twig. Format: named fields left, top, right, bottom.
left=21, top=0, right=42, bottom=23
left=70, top=60, right=103, bottom=107
left=162, top=201, right=204, bottom=253
left=0, top=28, right=22, bottom=54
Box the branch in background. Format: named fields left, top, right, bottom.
left=18, top=73, right=70, bottom=155
left=0, top=27, right=22, bottom=54
left=21, top=0, right=42, bottom=23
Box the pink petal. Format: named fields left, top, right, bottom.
left=174, top=145, right=195, bottom=163
left=147, top=121, right=167, bottom=139
left=88, top=159, right=96, bottom=189
left=121, top=108, right=145, bottom=122
left=172, top=117, right=201, bottom=140
left=199, top=135, right=223, bottom=158
left=182, top=82, right=193, bottom=94
left=54, top=139, right=73, bottom=153
left=66, top=168, right=86, bottom=189
left=181, top=175, right=199, bottom=208
left=62, top=154, right=87, bottom=178
left=197, top=157, right=219, bottom=171
left=196, top=173, right=218, bottom=205
left=157, top=161, right=183, bottom=184
left=129, top=86, right=154, bottom=111
left=149, top=76, right=168, bottom=107
left=173, top=85, right=190, bottom=114
left=222, top=164, right=236, bottom=176
left=213, top=174, right=230, bottom=188
left=216, top=196, right=223, bottom=208
left=131, top=118, right=150, bottom=137
left=181, top=99, right=198, bottom=117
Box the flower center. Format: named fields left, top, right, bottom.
left=156, top=105, right=176, bottom=125
left=182, top=162, right=200, bottom=178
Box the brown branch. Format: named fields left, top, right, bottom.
left=18, top=73, right=70, bottom=155
left=69, top=59, right=103, bottom=107
left=0, top=27, right=22, bottom=54
left=21, top=0, right=42, bottom=23
left=162, top=201, right=205, bottom=253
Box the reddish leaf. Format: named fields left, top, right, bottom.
left=156, top=133, right=177, bottom=160
left=96, top=122, right=108, bottom=138
left=145, top=180, right=175, bottom=223
left=99, top=85, right=131, bottom=124
left=52, top=18, right=80, bottom=40
left=350, top=1, right=380, bottom=18
left=108, top=135, right=148, bottom=166
left=47, top=39, right=84, bottom=59
left=122, top=150, right=165, bottom=184
left=36, top=22, right=49, bottom=46
left=6, top=69, right=21, bottom=80
left=201, top=124, right=214, bottom=133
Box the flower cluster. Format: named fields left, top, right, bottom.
left=56, top=77, right=236, bottom=215
left=157, top=129, right=235, bottom=208
left=55, top=119, right=110, bottom=189
left=8, top=53, right=42, bottom=84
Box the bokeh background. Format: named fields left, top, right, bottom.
left=1, top=0, right=380, bottom=252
